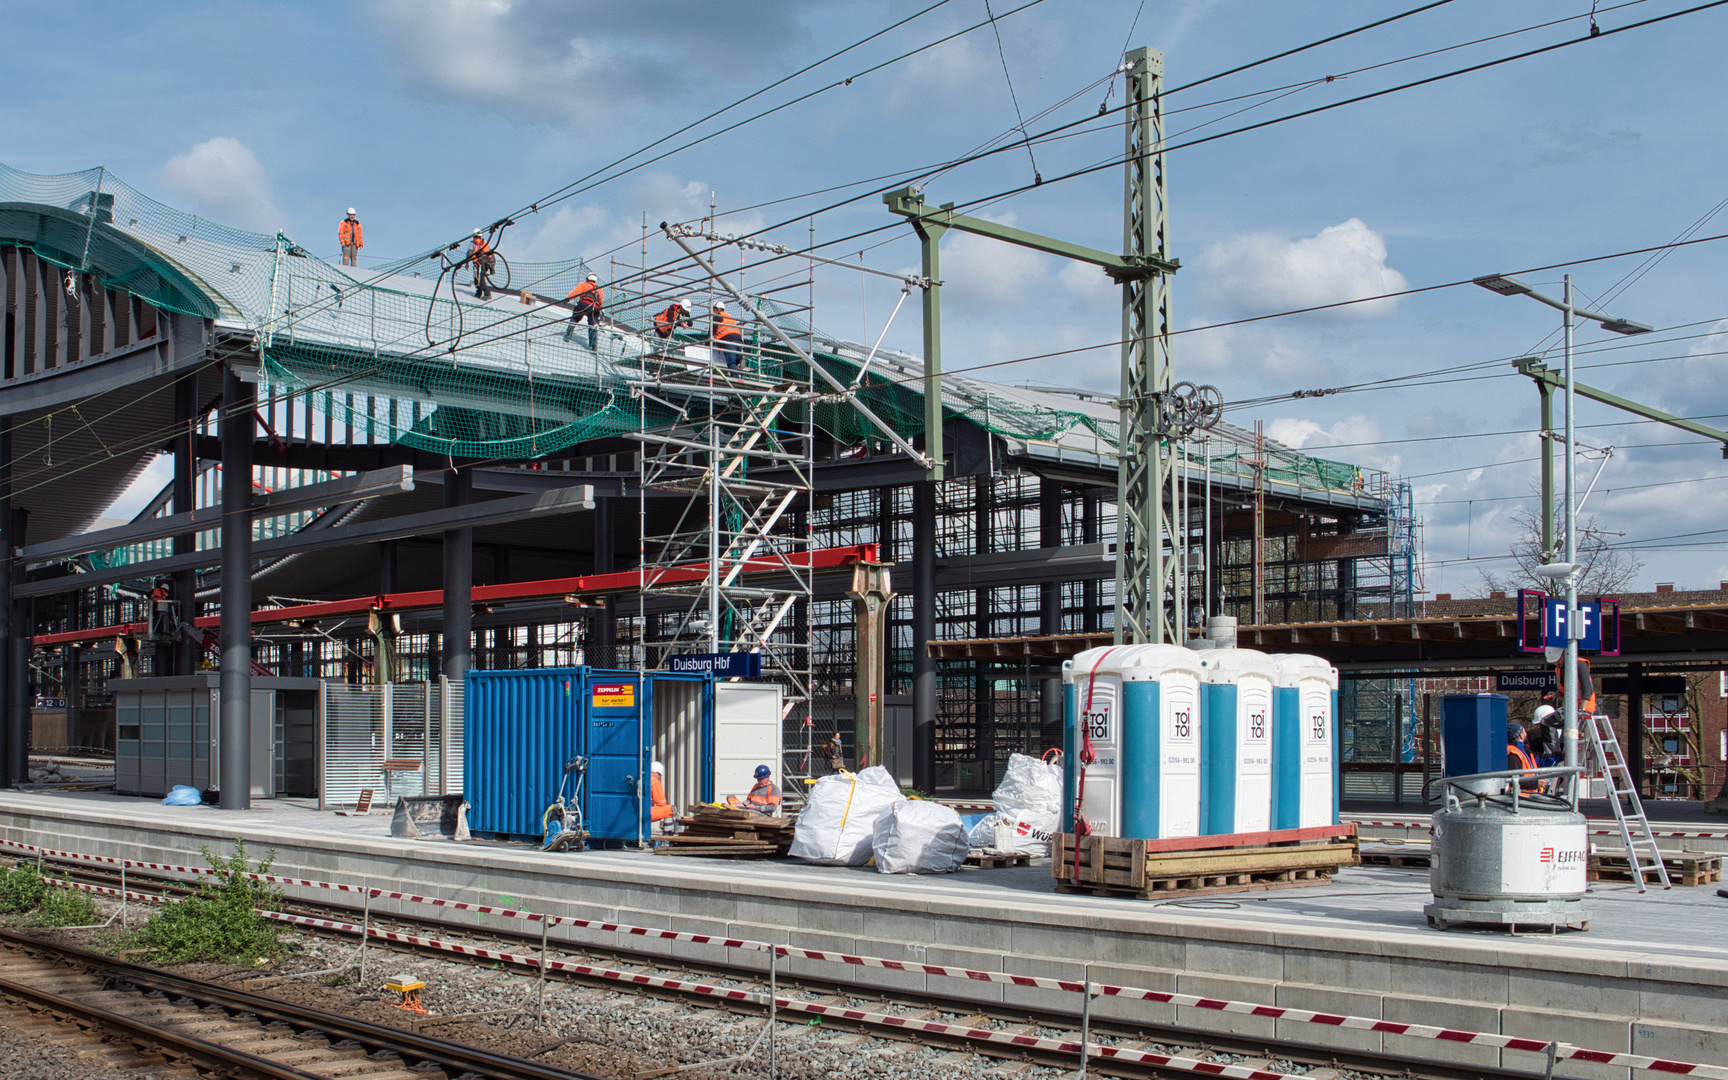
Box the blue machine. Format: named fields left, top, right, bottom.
left=1197, top=650, right=1276, bottom=835
left=1270, top=654, right=1340, bottom=829
left=465, top=668, right=716, bottom=844
left=1441, top=693, right=1508, bottom=777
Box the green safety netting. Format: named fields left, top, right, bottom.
left=0, top=162, right=1370, bottom=498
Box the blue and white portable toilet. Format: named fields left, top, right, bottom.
left=1270, top=654, right=1340, bottom=828
left=1197, top=648, right=1277, bottom=835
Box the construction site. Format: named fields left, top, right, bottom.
left=2, top=15, right=1728, bottom=1080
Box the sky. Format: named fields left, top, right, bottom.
left=7, top=0, right=1728, bottom=598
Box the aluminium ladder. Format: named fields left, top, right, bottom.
left=1585, top=712, right=1672, bottom=891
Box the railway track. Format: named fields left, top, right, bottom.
left=22, top=853, right=1533, bottom=1080
left=0, top=929, right=605, bottom=1080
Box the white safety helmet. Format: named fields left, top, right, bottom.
left=680, top=297, right=695, bottom=310
left=651, top=760, right=664, bottom=775
left=712, top=301, right=726, bottom=312
left=586, top=273, right=597, bottom=282
left=1532, top=704, right=1559, bottom=725
left=473, top=228, right=484, bottom=236
left=346, top=207, right=356, bottom=216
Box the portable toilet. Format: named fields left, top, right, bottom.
left=1119, top=645, right=1205, bottom=839
left=1196, top=649, right=1277, bottom=835
left=1270, top=654, right=1340, bottom=829
left=1062, top=645, right=1138, bottom=837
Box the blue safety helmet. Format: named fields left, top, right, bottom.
left=754, top=765, right=771, bottom=780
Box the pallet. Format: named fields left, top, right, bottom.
left=965, top=850, right=1032, bottom=869
left=1360, top=846, right=1432, bottom=869
left=1589, top=849, right=1722, bottom=886
left=1051, top=825, right=1359, bottom=900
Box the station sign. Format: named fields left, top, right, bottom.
left=1546, top=600, right=1601, bottom=651
left=1516, top=589, right=1620, bottom=655
left=668, top=652, right=763, bottom=678
left=1495, top=671, right=1558, bottom=693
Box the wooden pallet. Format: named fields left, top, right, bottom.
left=657, top=803, right=795, bottom=859
left=1589, top=849, right=1721, bottom=886
left=965, top=850, right=1032, bottom=869
left=1360, top=846, right=1432, bottom=869
left=1051, top=825, right=1359, bottom=900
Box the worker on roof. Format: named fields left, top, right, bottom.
left=654, top=298, right=694, bottom=344
left=744, top=764, right=781, bottom=815
left=650, top=760, right=675, bottom=826
left=565, top=274, right=604, bottom=350
left=711, top=301, right=743, bottom=371
left=469, top=229, right=496, bottom=300
left=338, top=208, right=363, bottom=267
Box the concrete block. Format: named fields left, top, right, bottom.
left=1502, top=1007, right=1629, bottom=1080
left=1173, top=973, right=1277, bottom=1040
left=1508, top=969, right=1639, bottom=1018
left=1384, top=956, right=1509, bottom=1005
left=1273, top=983, right=1383, bottom=1054
left=1279, top=947, right=1392, bottom=993
left=1631, top=1018, right=1728, bottom=1072
left=1183, top=940, right=1283, bottom=982
left=1635, top=980, right=1728, bottom=1028
left=998, top=954, right=1089, bottom=1016
left=1379, top=991, right=1501, bottom=1069
left=862, top=909, right=1012, bottom=952
left=924, top=945, right=1008, bottom=1005
left=782, top=929, right=864, bottom=985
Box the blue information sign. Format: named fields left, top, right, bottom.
left=668, top=652, right=763, bottom=677
left=1544, top=600, right=1601, bottom=652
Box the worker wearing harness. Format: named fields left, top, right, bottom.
left=565, top=274, right=604, bottom=349
left=338, top=209, right=363, bottom=266
left=654, top=298, right=694, bottom=343
left=469, top=230, right=496, bottom=300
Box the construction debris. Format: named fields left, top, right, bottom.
left=657, top=803, right=795, bottom=859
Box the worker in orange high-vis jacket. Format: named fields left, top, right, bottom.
left=650, top=761, right=675, bottom=825
left=565, top=274, right=604, bottom=349
left=711, top=301, right=743, bottom=370
left=654, top=298, right=694, bottom=344
left=338, top=209, right=363, bottom=266
left=469, top=229, right=495, bottom=299
left=744, top=764, right=780, bottom=814
left=1507, top=722, right=1541, bottom=791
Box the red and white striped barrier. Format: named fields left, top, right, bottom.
left=1349, top=818, right=1728, bottom=841
left=9, top=837, right=1725, bottom=1077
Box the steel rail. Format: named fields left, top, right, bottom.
left=33, top=860, right=1532, bottom=1080
left=0, top=930, right=608, bottom=1080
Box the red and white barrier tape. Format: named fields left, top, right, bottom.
left=11, top=837, right=1724, bottom=1077
left=1350, top=819, right=1728, bottom=841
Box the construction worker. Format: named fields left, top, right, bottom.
left=469, top=229, right=495, bottom=300
left=1527, top=704, right=1564, bottom=765
left=338, top=208, right=363, bottom=266
left=711, top=301, right=743, bottom=370
left=745, top=765, right=781, bottom=814
left=654, top=298, right=694, bottom=342
left=565, top=274, right=604, bottom=349
left=1507, top=722, right=1540, bottom=792
left=650, top=761, right=675, bottom=825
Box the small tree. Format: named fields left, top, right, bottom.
left=1480, top=506, right=1643, bottom=597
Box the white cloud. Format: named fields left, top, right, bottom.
left=1180, top=322, right=1328, bottom=386
left=1196, top=218, right=1407, bottom=319
left=160, top=137, right=285, bottom=233
left=515, top=205, right=609, bottom=262
left=368, top=0, right=813, bottom=123
left=1265, top=413, right=1401, bottom=474
left=1059, top=260, right=1115, bottom=310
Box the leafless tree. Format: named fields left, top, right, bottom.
left=1479, top=506, right=1643, bottom=597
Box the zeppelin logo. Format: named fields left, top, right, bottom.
left=1539, top=848, right=1586, bottom=864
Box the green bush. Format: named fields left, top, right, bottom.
left=0, top=864, right=48, bottom=913
left=132, top=841, right=287, bottom=964
left=35, top=886, right=99, bottom=928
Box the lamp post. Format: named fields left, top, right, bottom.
left=1474, top=273, right=1653, bottom=768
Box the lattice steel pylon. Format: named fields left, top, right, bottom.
left=632, top=227, right=818, bottom=798
left=1115, top=46, right=1179, bottom=645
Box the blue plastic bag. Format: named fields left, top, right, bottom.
left=161, top=785, right=202, bottom=806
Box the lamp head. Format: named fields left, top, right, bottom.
left=1474, top=274, right=1533, bottom=297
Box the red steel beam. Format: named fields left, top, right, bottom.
left=34, top=544, right=879, bottom=647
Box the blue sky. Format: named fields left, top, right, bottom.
left=8, top=0, right=1728, bottom=597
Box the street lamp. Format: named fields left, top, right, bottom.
left=1473, top=273, right=1655, bottom=770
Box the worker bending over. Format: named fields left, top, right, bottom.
left=338, top=208, right=363, bottom=266
left=566, top=274, right=604, bottom=349
left=650, top=760, right=675, bottom=827
left=654, top=298, right=694, bottom=343
left=711, top=301, right=743, bottom=370
left=470, top=229, right=495, bottom=299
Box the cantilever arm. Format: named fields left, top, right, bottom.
left=1514, top=357, right=1728, bottom=458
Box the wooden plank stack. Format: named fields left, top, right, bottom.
left=1052, top=824, right=1360, bottom=899
left=657, top=803, right=795, bottom=858
left=1589, top=848, right=1721, bottom=886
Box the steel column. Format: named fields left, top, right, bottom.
left=0, top=418, right=15, bottom=785
left=218, top=368, right=255, bottom=810
left=912, top=480, right=936, bottom=793
left=173, top=373, right=198, bottom=676
left=442, top=467, right=473, bottom=681
left=1115, top=46, right=1176, bottom=644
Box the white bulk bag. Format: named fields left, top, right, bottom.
left=788, top=766, right=903, bottom=866
left=873, top=800, right=971, bottom=874
left=992, top=752, right=1063, bottom=818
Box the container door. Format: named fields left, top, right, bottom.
left=250, top=689, right=274, bottom=799
left=1299, top=680, right=1335, bottom=827
left=1075, top=675, right=1120, bottom=836
left=1236, top=676, right=1273, bottom=832
left=713, top=683, right=781, bottom=805
left=586, top=676, right=648, bottom=843
left=1158, top=675, right=1200, bottom=838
